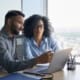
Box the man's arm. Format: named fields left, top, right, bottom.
left=0, top=37, right=53, bottom=73
left=0, top=38, right=36, bottom=73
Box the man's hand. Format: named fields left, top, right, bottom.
left=36, top=51, right=53, bottom=64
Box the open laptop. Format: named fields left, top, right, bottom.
left=23, top=48, right=72, bottom=74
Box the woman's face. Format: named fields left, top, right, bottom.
left=33, top=20, right=44, bottom=38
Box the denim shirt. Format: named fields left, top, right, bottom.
left=24, top=36, right=60, bottom=60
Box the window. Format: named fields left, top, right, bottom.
left=0, top=0, right=21, bottom=30
left=22, top=0, right=47, bottom=18
left=48, top=0, right=80, bottom=56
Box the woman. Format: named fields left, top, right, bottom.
left=24, top=15, right=60, bottom=61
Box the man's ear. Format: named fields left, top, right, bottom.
left=7, top=18, right=11, bottom=26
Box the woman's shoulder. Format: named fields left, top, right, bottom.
left=45, top=36, right=55, bottom=40
left=24, top=37, right=31, bottom=43
left=45, top=35, right=58, bottom=44
left=24, top=37, right=30, bottom=40
left=43, top=36, right=54, bottom=43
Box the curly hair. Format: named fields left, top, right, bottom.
left=24, top=14, right=52, bottom=38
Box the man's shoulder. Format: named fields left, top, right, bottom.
left=0, top=31, right=6, bottom=40
left=0, top=31, right=4, bottom=37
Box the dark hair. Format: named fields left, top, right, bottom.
left=24, top=15, right=52, bottom=38
left=5, top=10, right=25, bottom=24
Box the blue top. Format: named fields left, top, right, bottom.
left=24, top=36, right=60, bottom=60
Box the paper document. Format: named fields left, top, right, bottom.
left=36, top=63, right=49, bottom=67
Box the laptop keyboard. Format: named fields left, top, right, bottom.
left=38, top=69, right=48, bottom=73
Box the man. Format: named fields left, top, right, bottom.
left=0, top=10, right=52, bottom=73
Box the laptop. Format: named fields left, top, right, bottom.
left=23, top=48, right=72, bottom=74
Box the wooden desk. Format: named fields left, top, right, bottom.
left=0, top=71, right=8, bottom=77
left=53, top=65, right=80, bottom=80
left=0, top=65, right=80, bottom=80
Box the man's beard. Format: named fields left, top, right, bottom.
left=11, top=26, right=19, bottom=35
left=11, top=29, right=19, bottom=35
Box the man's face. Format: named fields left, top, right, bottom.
left=9, top=15, right=24, bottom=35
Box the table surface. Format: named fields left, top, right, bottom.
left=53, top=65, right=80, bottom=80
left=0, top=64, right=80, bottom=80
